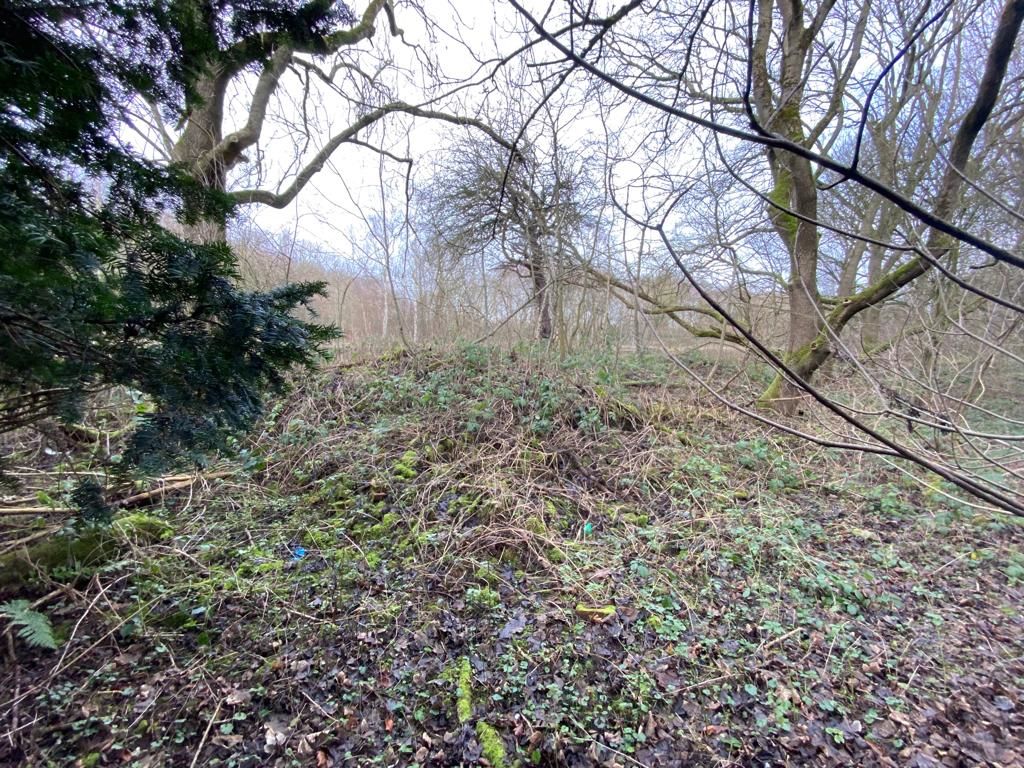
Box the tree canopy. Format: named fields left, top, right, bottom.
left=0, top=0, right=335, bottom=473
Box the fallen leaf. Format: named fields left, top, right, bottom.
left=575, top=604, right=616, bottom=623
left=224, top=688, right=251, bottom=707
left=499, top=611, right=528, bottom=639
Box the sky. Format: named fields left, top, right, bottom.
left=218, top=0, right=532, bottom=259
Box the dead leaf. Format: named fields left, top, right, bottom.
left=224, top=688, right=251, bottom=707
left=264, top=715, right=291, bottom=752
left=499, top=611, right=528, bottom=639
left=575, top=604, right=616, bottom=623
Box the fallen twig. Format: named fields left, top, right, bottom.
left=189, top=697, right=223, bottom=768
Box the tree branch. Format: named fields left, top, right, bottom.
left=231, top=103, right=516, bottom=208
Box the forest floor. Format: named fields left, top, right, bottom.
left=1, top=346, right=1022, bottom=767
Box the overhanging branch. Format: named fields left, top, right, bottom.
left=231, top=103, right=518, bottom=208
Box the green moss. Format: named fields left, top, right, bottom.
left=113, top=513, right=173, bottom=542
left=475, top=721, right=508, bottom=768
left=380, top=511, right=400, bottom=529
left=305, top=528, right=336, bottom=548
left=392, top=450, right=419, bottom=480
left=767, top=170, right=798, bottom=242
left=757, top=374, right=784, bottom=409
left=0, top=513, right=173, bottom=587
left=621, top=512, right=649, bottom=527
left=456, top=656, right=473, bottom=724
left=465, top=585, right=501, bottom=611
left=304, top=475, right=355, bottom=510
left=350, top=500, right=405, bottom=542
left=473, top=563, right=499, bottom=586
left=524, top=516, right=547, bottom=536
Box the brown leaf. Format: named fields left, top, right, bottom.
left=224, top=688, right=251, bottom=707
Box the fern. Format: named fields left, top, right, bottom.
left=0, top=600, right=58, bottom=650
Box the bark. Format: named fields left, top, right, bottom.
left=526, top=222, right=553, bottom=340
left=168, top=1, right=393, bottom=242
left=754, top=0, right=826, bottom=413
left=757, top=0, right=1024, bottom=409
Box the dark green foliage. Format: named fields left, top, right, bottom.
left=71, top=479, right=111, bottom=524
left=0, top=1, right=336, bottom=470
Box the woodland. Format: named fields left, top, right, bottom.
left=0, top=1, right=1022, bottom=766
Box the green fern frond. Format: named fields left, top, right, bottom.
left=0, top=599, right=58, bottom=650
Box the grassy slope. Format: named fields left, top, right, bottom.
left=2, top=346, right=1023, bottom=767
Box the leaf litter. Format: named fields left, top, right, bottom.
left=1, top=346, right=1021, bottom=767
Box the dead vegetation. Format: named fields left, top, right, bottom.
left=1, top=346, right=1022, bottom=767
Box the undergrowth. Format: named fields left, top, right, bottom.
left=1, top=345, right=1021, bottom=767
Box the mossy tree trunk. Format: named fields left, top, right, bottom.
left=751, top=0, right=1023, bottom=413
left=751, top=0, right=829, bottom=414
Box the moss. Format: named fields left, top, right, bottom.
left=475, top=721, right=508, bottom=768
left=465, top=586, right=500, bottom=611
left=305, top=529, right=336, bottom=548
left=112, top=513, right=173, bottom=542
left=363, top=511, right=400, bottom=540
left=0, top=513, right=173, bottom=587
left=767, top=170, right=798, bottom=242
left=303, top=475, right=354, bottom=509
left=756, top=373, right=784, bottom=409
left=621, top=512, right=649, bottom=527
left=455, top=656, right=473, bottom=724
left=473, top=563, right=499, bottom=586
left=392, top=450, right=419, bottom=480
left=329, top=545, right=357, bottom=564
left=524, top=516, right=547, bottom=536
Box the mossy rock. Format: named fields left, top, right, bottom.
left=0, top=513, right=173, bottom=587
left=112, top=513, right=173, bottom=542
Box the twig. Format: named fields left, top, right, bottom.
left=189, top=697, right=223, bottom=768
left=0, top=527, right=61, bottom=555
left=0, top=508, right=75, bottom=516
left=116, top=472, right=233, bottom=509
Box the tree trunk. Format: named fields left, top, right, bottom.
left=526, top=222, right=553, bottom=340
left=172, top=68, right=231, bottom=243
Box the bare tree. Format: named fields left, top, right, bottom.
left=505, top=0, right=1024, bottom=514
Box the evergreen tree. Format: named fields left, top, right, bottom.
left=0, top=1, right=336, bottom=474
